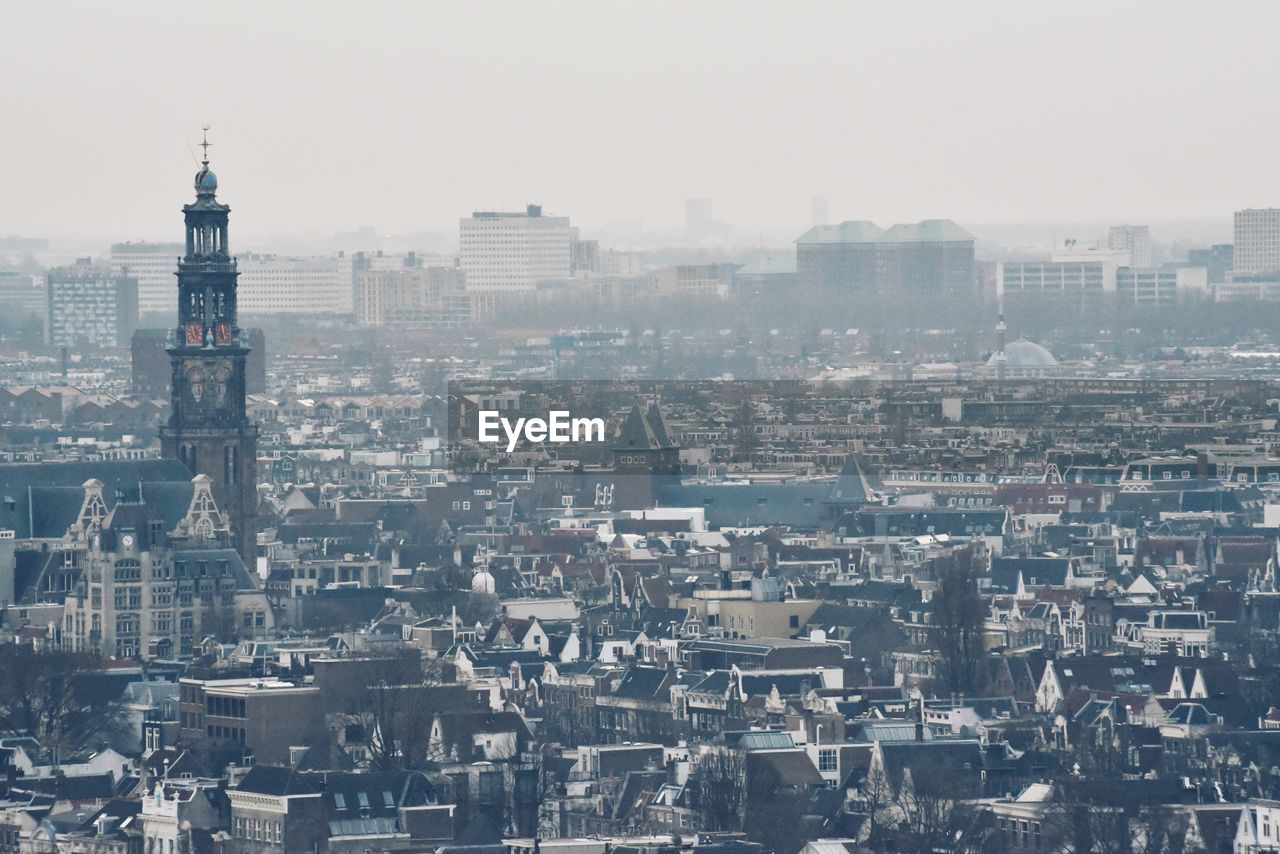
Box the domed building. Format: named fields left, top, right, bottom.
left=986, top=335, right=1059, bottom=378
left=989, top=339, right=1057, bottom=369
left=471, top=566, right=496, bottom=595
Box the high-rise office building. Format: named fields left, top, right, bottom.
left=45, top=260, right=139, bottom=348
left=1107, top=225, right=1152, bottom=268
left=459, top=205, right=571, bottom=317
left=110, top=242, right=184, bottom=319
left=1233, top=209, right=1280, bottom=275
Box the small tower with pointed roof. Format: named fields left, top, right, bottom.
left=611, top=401, right=680, bottom=509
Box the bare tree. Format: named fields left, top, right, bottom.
left=0, top=647, right=126, bottom=755
left=1040, top=784, right=1192, bottom=854
left=880, top=758, right=999, bottom=853
left=857, top=761, right=895, bottom=848
left=931, top=546, right=990, bottom=696
left=334, top=655, right=441, bottom=771
left=687, top=746, right=746, bottom=832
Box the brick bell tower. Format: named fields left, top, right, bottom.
left=159, top=127, right=257, bottom=563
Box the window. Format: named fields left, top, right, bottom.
left=818, top=748, right=838, bottom=772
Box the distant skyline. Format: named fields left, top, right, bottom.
left=3, top=0, right=1278, bottom=244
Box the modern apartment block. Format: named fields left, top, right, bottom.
left=112, top=242, right=358, bottom=319
left=45, top=259, right=139, bottom=348
left=354, top=265, right=469, bottom=327
left=236, top=253, right=351, bottom=316
left=459, top=205, right=572, bottom=317
left=1233, top=208, right=1280, bottom=276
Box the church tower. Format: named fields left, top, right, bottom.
left=159, top=129, right=257, bottom=563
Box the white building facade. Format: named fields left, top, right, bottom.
left=110, top=242, right=184, bottom=320
left=1234, top=208, right=1280, bottom=276
left=237, top=253, right=351, bottom=316
left=460, top=205, right=571, bottom=317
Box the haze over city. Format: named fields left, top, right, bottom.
left=11, top=5, right=1280, bottom=854
left=4, top=0, right=1280, bottom=244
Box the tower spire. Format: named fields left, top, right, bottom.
left=163, top=133, right=257, bottom=564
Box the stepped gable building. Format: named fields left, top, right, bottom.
left=158, top=131, right=258, bottom=563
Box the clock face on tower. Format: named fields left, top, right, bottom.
left=186, top=322, right=204, bottom=346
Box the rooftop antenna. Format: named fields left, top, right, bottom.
left=995, top=293, right=1007, bottom=387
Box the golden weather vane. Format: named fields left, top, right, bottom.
left=200, top=123, right=211, bottom=164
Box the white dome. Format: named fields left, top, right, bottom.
left=471, top=569, right=496, bottom=594
left=989, top=339, right=1057, bottom=368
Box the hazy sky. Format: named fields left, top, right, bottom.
left=3, top=0, right=1278, bottom=245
